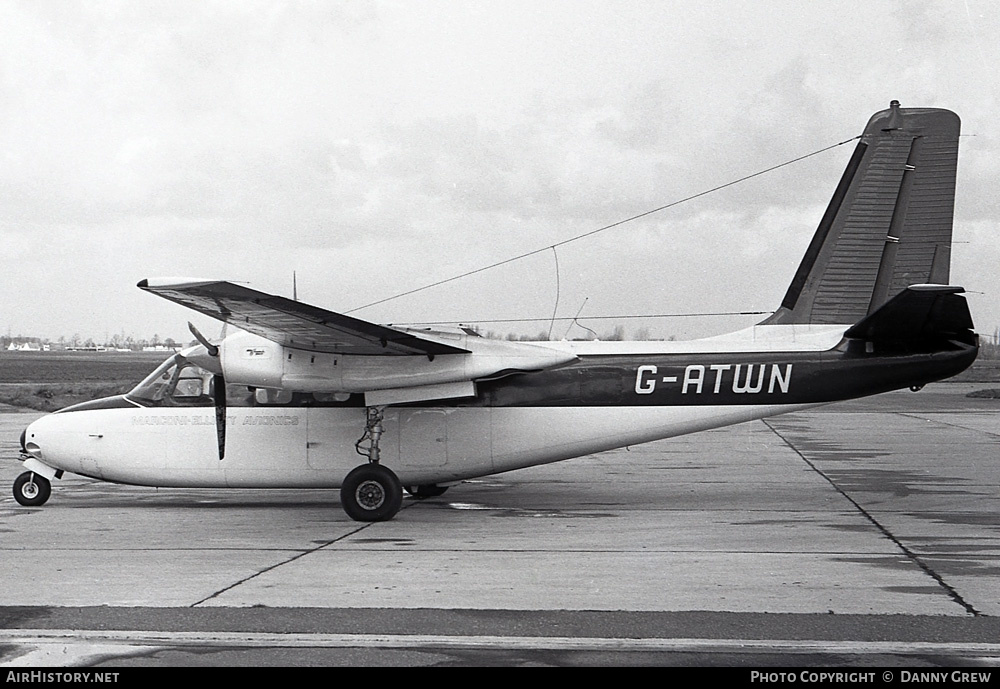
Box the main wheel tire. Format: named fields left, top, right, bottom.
left=13, top=472, right=51, bottom=507
left=340, top=464, right=403, bottom=522
left=404, top=484, right=449, bottom=499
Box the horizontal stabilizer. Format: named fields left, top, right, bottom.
left=844, top=285, right=974, bottom=341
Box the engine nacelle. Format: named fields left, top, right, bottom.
left=217, top=330, right=576, bottom=395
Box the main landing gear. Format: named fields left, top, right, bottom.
left=341, top=406, right=403, bottom=522
left=405, top=484, right=449, bottom=499
left=13, top=472, right=51, bottom=507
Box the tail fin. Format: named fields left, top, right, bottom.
left=764, top=101, right=961, bottom=325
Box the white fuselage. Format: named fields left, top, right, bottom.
left=22, top=324, right=846, bottom=489
left=24, top=401, right=820, bottom=488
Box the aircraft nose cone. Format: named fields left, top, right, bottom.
left=21, top=419, right=43, bottom=459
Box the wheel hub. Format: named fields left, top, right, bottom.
left=21, top=482, right=38, bottom=499
left=356, top=479, right=385, bottom=510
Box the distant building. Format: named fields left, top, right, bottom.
left=7, top=342, right=45, bottom=352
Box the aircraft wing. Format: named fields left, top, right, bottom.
left=138, top=279, right=471, bottom=356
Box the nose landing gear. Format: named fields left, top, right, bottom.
left=13, top=472, right=51, bottom=507
left=341, top=406, right=403, bottom=522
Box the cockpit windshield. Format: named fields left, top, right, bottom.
left=126, top=355, right=180, bottom=404
left=126, top=355, right=215, bottom=407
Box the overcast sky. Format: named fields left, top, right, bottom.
left=2, top=0, right=998, bottom=344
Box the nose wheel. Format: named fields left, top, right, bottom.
left=342, top=406, right=403, bottom=522
left=13, top=472, right=51, bottom=507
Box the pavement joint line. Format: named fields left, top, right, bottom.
left=2, top=629, right=1000, bottom=656
left=187, top=516, right=391, bottom=608
left=761, top=418, right=982, bottom=617
left=897, top=411, right=1000, bottom=439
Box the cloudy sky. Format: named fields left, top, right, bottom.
left=2, top=0, right=998, bottom=344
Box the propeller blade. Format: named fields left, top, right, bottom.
left=189, top=322, right=219, bottom=357
left=214, top=374, right=226, bottom=460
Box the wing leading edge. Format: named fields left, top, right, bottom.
left=138, top=278, right=470, bottom=356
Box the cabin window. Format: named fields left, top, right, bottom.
left=313, top=392, right=352, bottom=403
left=252, top=389, right=360, bottom=407
left=255, top=388, right=293, bottom=405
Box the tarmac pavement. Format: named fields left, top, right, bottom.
left=0, top=384, right=998, bottom=666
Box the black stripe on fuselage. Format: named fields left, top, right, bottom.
left=54, top=395, right=141, bottom=414
left=61, top=342, right=976, bottom=415
left=462, top=341, right=977, bottom=408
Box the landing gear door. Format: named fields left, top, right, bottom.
left=305, top=405, right=373, bottom=472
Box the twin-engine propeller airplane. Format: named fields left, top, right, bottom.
left=14, top=102, right=978, bottom=521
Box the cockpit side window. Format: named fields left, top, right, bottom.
left=166, top=365, right=214, bottom=405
